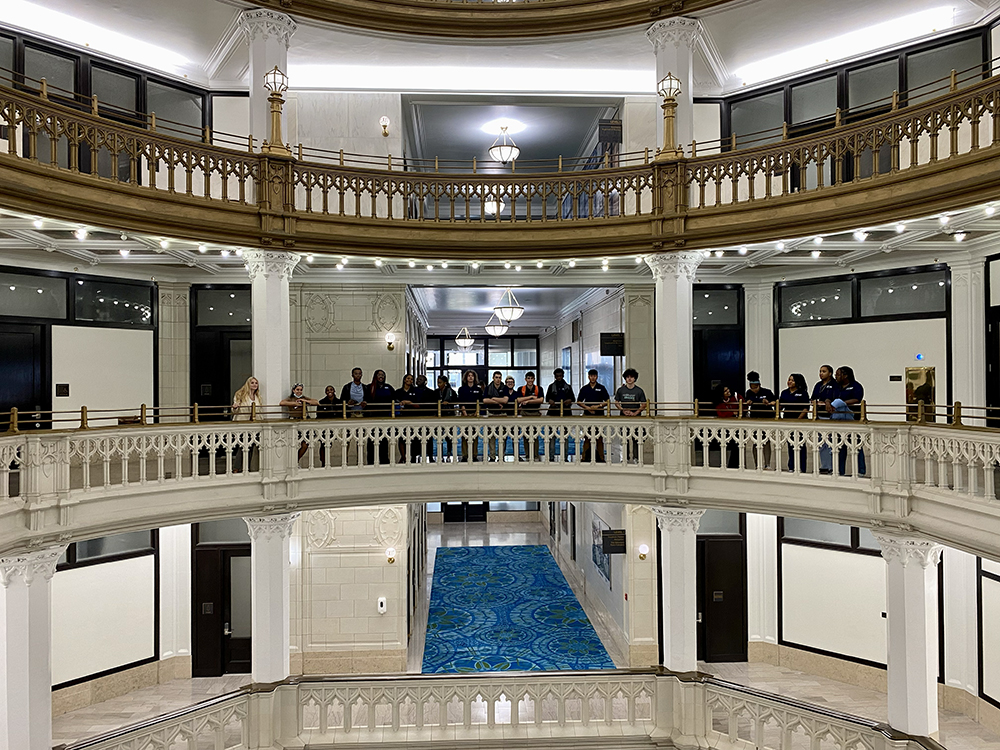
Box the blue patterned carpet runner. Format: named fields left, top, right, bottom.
left=422, top=545, right=615, bottom=673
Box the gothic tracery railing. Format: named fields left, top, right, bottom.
left=1, top=75, right=1000, bottom=255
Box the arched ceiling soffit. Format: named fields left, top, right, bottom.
left=247, top=0, right=737, bottom=40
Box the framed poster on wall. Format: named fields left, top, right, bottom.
left=592, top=514, right=611, bottom=586
left=560, top=501, right=568, bottom=533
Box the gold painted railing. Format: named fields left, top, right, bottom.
left=248, top=0, right=735, bottom=39
left=2, top=74, right=1000, bottom=257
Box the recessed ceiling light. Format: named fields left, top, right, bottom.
left=119, top=248, right=129, bottom=257
left=480, top=118, right=527, bottom=136
left=954, top=232, right=967, bottom=242
left=375, top=259, right=383, bottom=266
left=986, top=205, right=996, bottom=216
left=336, top=263, right=343, bottom=270
left=441, top=261, right=448, bottom=268
left=776, top=241, right=785, bottom=251
left=811, top=249, right=821, bottom=258
left=341, top=257, right=348, bottom=265
left=536, top=261, right=543, bottom=268
left=408, top=260, right=416, bottom=268
left=235, top=248, right=242, bottom=256
left=812, top=236, right=823, bottom=245
left=738, top=246, right=748, bottom=255
left=159, top=239, right=169, bottom=249
left=74, top=228, right=88, bottom=241
left=714, top=250, right=724, bottom=258
left=853, top=230, right=868, bottom=242
left=221, top=249, right=230, bottom=257
left=306, top=254, right=314, bottom=263
left=426, top=264, right=433, bottom=271
left=471, top=261, right=480, bottom=269
left=198, top=244, right=207, bottom=253
left=568, top=260, right=576, bottom=268
left=515, top=265, right=522, bottom=272
left=230, top=293, right=235, bottom=298
left=32, top=219, right=43, bottom=229
left=895, top=223, right=906, bottom=233
left=939, top=215, right=950, bottom=225
left=504, top=262, right=511, bottom=269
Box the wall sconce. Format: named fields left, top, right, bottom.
left=638, top=543, right=649, bottom=561
left=379, top=116, right=390, bottom=137
left=386, top=547, right=396, bottom=564
left=385, top=332, right=396, bottom=351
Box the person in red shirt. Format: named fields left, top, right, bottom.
left=713, top=384, right=741, bottom=468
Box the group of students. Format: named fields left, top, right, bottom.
left=709, top=365, right=866, bottom=475
left=230, top=367, right=651, bottom=465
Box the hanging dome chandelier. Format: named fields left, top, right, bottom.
left=493, top=287, right=524, bottom=322
left=488, top=126, right=520, bottom=165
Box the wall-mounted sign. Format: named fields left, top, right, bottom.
left=600, top=332, right=625, bottom=357
left=602, top=529, right=626, bottom=554
left=599, top=119, right=622, bottom=144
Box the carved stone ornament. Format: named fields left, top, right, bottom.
left=238, top=8, right=297, bottom=48
left=243, top=249, right=300, bottom=282
left=370, top=293, right=401, bottom=332
left=646, top=17, right=702, bottom=53
left=306, top=510, right=338, bottom=549
left=873, top=532, right=943, bottom=569
left=304, top=293, right=339, bottom=333
left=159, top=291, right=189, bottom=308
left=0, top=545, right=67, bottom=587
left=652, top=506, right=705, bottom=532
left=244, top=512, right=301, bottom=542
left=645, top=251, right=703, bottom=283
left=375, top=507, right=403, bottom=547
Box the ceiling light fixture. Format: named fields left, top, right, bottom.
left=738, top=246, right=748, bottom=255
left=986, top=205, right=996, bottom=216
left=895, top=223, right=906, bottom=233
left=306, top=254, right=314, bottom=263
left=408, top=260, right=416, bottom=268
left=198, top=244, right=207, bottom=253
left=221, top=249, right=230, bottom=257
left=939, top=215, right=950, bottom=225
left=455, top=327, right=475, bottom=350
left=488, top=126, right=520, bottom=165
left=375, top=259, right=383, bottom=266
left=494, top=288, right=524, bottom=322
left=812, top=236, right=823, bottom=245
left=74, top=228, right=88, bottom=241
left=336, top=263, right=343, bottom=270
left=32, top=219, right=43, bottom=229
left=379, top=116, right=390, bottom=137
left=515, top=265, right=522, bottom=272
left=119, top=248, right=130, bottom=257
left=853, top=230, right=868, bottom=242
left=441, top=261, right=449, bottom=268
left=811, top=249, right=821, bottom=258
left=341, top=257, right=348, bottom=265
left=471, top=261, right=480, bottom=269
left=235, top=248, right=242, bottom=257
left=776, top=241, right=786, bottom=251
left=568, top=260, right=576, bottom=268
left=714, top=250, right=724, bottom=258
left=426, top=264, right=433, bottom=271
left=954, top=232, right=967, bottom=242
left=536, top=261, right=544, bottom=269
left=484, top=313, right=509, bottom=337
left=504, top=261, right=511, bottom=269
left=484, top=198, right=506, bottom=216
left=159, top=239, right=169, bottom=249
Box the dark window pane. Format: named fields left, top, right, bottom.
left=0, top=272, right=66, bottom=318
left=857, top=527, right=881, bottom=551
left=791, top=76, right=836, bottom=124
left=694, top=289, right=739, bottom=325
left=779, top=281, right=851, bottom=323
left=147, top=81, right=203, bottom=140
left=198, top=518, right=250, bottom=544
left=730, top=91, right=783, bottom=149
left=907, top=38, right=983, bottom=105
left=698, top=510, right=741, bottom=535
left=0, top=36, right=12, bottom=84
left=848, top=60, right=897, bottom=112
left=76, top=531, right=153, bottom=562
left=783, top=518, right=851, bottom=546
left=196, top=289, right=251, bottom=325
left=490, top=502, right=541, bottom=511
left=860, top=270, right=947, bottom=317
left=24, top=47, right=75, bottom=96
left=92, top=67, right=137, bottom=115
left=75, top=280, right=153, bottom=325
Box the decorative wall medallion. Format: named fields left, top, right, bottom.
left=306, top=509, right=338, bottom=549
left=304, top=294, right=339, bottom=333
left=370, top=293, right=401, bottom=332
left=375, top=507, right=403, bottom=546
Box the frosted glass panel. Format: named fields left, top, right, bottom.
left=907, top=38, right=983, bottom=104
left=848, top=60, right=897, bottom=111
left=783, top=518, right=851, bottom=546
left=730, top=91, right=783, bottom=149
left=698, top=510, right=741, bottom=535
left=199, top=518, right=250, bottom=543
left=230, top=556, right=252, bottom=638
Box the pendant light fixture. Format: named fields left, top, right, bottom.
left=488, top=126, right=520, bottom=165
left=493, top=287, right=524, bottom=322
left=483, top=197, right=506, bottom=215
left=455, top=327, right=475, bottom=349
left=484, top=313, right=509, bottom=337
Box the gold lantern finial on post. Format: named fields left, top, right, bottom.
left=655, top=72, right=684, bottom=161
left=261, top=66, right=291, bottom=157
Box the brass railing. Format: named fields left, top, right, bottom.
left=2, top=71, right=1000, bottom=256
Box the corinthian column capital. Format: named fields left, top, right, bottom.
left=645, top=251, right=703, bottom=283
left=244, top=513, right=301, bottom=542
left=238, top=8, right=297, bottom=48
left=243, top=249, right=300, bottom=282
left=0, top=545, right=67, bottom=587
left=874, top=532, right=943, bottom=569
left=652, top=507, right=705, bottom=532
left=646, top=17, right=703, bottom=54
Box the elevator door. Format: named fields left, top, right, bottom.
left=0, top=323, right=46, bottom=431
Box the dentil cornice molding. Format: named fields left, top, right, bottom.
left=238, top=8, right=297, bottom=48
left=0, top=545, right=67, bottom=587
left=244, top=249, right=301, bottom=282
left=244, top=513, right=301, bottom=542
left=652, top=507, right=705, bottom=532
left=645, top=251, right=703, bottom=283
left=646, top=17, right=703, bottom=54
left=873, top=532, right=943, bottom=569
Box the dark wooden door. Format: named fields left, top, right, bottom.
left=192, top=545, right=252, bottom=676
left=0, top=323, right=46, bottom=431
left=697, top=537, right=748, bottom=662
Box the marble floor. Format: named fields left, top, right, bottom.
left=51, top=520, right=1000, bottom=749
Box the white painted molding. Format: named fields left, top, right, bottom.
left=0, top=545, right=66, bottom=587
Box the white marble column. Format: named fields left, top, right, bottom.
left=875, top=532, right=943, bottom=738
left=244, top=250, right=300, bottom=408
left=942, top=547, right=979, bottom=701
left=745, top=513, right=778, bottom=649
left=653, top=507, right=705, bottom=673
left=948, top=255, right=986, bottom=425
left=238, top=9, right=296, bottom=148
left=158, top=282, right=190, bottom=423
left=244, top=513, right=299, bottom=684
left=744, top=281, right=775, bottom=392
left=646, top=18, right=702, bottom=155
left=0, top=546, right=66, bottom=750
left=645, top=252, right=703, bottom=405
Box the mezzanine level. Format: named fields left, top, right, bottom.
left=2, top=66, right=999, bottom=260
left=2, top=405, right=999, bottom=561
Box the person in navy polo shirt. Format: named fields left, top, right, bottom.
left=744, top=370, right=776, bottom=469
left=577, top=368, right=610, bottom=463
left=811, top=364, right=838, bottom=473
left=835, top=366, right=866, bottom=476
left=779, top=373, right=810, bottom=471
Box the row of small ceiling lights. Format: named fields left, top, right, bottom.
left=304, top=256, right=647, bottom=270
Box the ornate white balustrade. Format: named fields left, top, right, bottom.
left=61, top=670, right=937, bottom=750
left=2, top=416, right=999, bottom=559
